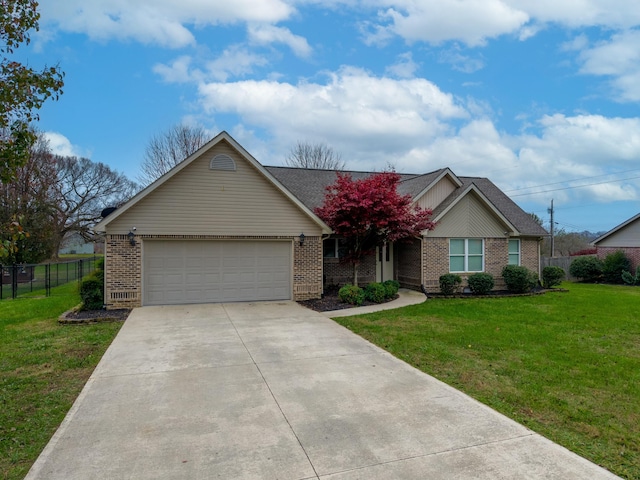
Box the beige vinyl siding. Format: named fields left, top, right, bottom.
left=429, top=191, right=509, bottom=238
left=416, top=177, right=457, bottom=210
left=597, top=218, right=640, bottom=247
left=107, top=140, right=321, bottom=236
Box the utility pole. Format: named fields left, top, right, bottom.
left=548, top=199, right=555, bottom=257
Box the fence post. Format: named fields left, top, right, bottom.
left=45, top=264, right=51, bottom=297
left=11, top=265, right=17, bottom=299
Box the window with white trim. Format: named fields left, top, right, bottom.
left=508, top=239, right=520, bottom=265
left=449, top=239, right=484, bottom=272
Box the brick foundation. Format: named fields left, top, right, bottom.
left=104, top=234, right=322, bottom=309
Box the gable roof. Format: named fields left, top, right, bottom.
left=94, top=131, right=331, bottom=233
left=267, top=167, right=548, bottom=237
left=593, top=212, right=640, bottom=245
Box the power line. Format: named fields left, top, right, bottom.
left=503, top=167, right=640, bottom=193
left=510, top=175, right=640, bottom=198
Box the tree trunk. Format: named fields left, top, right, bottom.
left=353, top=262, right=359, bottom=286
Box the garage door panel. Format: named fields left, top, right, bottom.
left=144, top=240, right=291, bottom=305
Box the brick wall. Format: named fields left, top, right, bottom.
left=104, top=234, right=323, bottom=309
left=323, top=253, right=376, bottom=287
left=105, top=234, right=142, bottom=309
left=397, top=238, right=422, bottom=290
left=293, top=236, right=323, bottom=301
left=597, top=246, right=640, bottom=272
left=421, top=236, right=541, bottom=293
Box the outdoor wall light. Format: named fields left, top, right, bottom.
left=299, top=232, right=305, bottom=246
left=127, top=230, right=136, bottom=246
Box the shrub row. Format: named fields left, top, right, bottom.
left=438, top=264, right=559, bottom=296
left=569, top=250, right=632, bottom=284
left=338, top=280, right=400, bottom=306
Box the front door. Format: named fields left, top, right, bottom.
left=376, top=243, right=394, bottom=282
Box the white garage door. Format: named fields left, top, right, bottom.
left=143, top=240, right=291, bottom=305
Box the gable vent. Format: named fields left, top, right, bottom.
left=210, top=154, right=236, bottom=171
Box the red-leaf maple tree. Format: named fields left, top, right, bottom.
left=315, top=171, right=435, bottom=285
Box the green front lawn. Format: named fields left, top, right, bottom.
left=334, top=283, right=640, bottom=479
left=0, top=282, right=122, bottom=479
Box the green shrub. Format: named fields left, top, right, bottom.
left=542, top=266, right=565, bottom=288
left=467, top=272, right=494, bottom=295
left=79, top=274, right=104, bottom=310
left=338, top=284, right=365, bottom=306
left=602, top=250, right=631, bottom=284
left=95, top=256, right=105, bottom=271
left=622, top=266, right=640, bottom=286
left=383, top=280, right=400, bottom=298
left=364, top=282, right=387, bottom=303
left=502, top=265, right=538, bottom=293
left=569, top=256, right=603, bottom=282
left=439, top=274, right=462, bottom=295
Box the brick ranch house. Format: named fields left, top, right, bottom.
left=95, top=131, right=547, bottom=309
left=593, top=212, right=640, bottom=272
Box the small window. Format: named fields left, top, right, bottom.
left=210, top=154, right=236, bottom=171
left=450, top=238, right=484, bottom=272
left=508, top=239, right=520, bottom=265
left=323, top=238, right=347, bottom=258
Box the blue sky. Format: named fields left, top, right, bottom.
left=18, top=1, right=640, bottom=233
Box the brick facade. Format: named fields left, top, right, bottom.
left=396, top=238, right=422, bottom=290
left=597, top=246, right=640, bottom=272
left=323, top=254, right=376, bottom=287
left=104, top=234, right=322, bottom=309
left=420, top=236, right=541, bottom=293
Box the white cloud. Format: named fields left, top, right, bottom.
left=43, top=132, right=83, bottom=157
left=438, top=47, right=485, bottom=73
left=40, top=0, right=294, bottom=48
left=376, top=0, right=529, bottom=47
left=153, top=55, right=199, bottom=83
left=577, top=30, right=640, bottom=101
left=247, top=24, right=312, bottom=58
left=197, top=67, right=468, bottom=165
left=385, top=52, right=419, bottom=78
left=206, top=46, right=270, bottom=81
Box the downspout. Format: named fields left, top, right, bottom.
left=420, top=235, right=428, bottom=297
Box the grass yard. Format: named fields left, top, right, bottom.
left=0, top=282, right=122, bottom=480
left=334, top=283, right=640, bottom=479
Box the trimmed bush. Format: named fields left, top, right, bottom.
left=467, top=272, right=494, bottom=295
left=569, top=256, right=603, bottom=282
left=439, top=273, right=462, bottom=295
left=622, top=266, right=640, bottom=286
left=502, top=265, right=538, bottom=293
left=338, top=284, right=365, bottom=306
left=364, top=282, right=387, bottom=303
left=602, top=250, right=631, bottom=284
left=79, top=274, right=104, bottom=310
left=95, top=256, right=105, bottom=271
left=383, top=280, right=400, bottom=298
left=542, top=266, right=565, bottom=288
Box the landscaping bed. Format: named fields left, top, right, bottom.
left=299, top=286, right=399, bottom=312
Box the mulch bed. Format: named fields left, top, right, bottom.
left=298, top=287, right=400, bottom=313
left=59, top=307, right=131, bottom=325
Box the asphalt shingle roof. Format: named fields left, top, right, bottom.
left=265, top=166, right=548, bottom=237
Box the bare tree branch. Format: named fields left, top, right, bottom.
left=285, top=141, right=345, bottom=170
left=137, top=123, right=209, bottom=186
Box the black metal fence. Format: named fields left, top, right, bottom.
left=0, top=257, right=99, bottom=300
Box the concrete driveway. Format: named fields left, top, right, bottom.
left=27, top=301, right=619, bottom=479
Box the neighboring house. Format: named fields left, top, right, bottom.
left=59, top=232, right=95, bottom=255
left=593, top=213, right=640, bottom=271
left=95, top=131, right=547, bottom=309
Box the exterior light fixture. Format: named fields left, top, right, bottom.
left=127, top=230, right=136, bottom=246
left=299, top=232, right=305, bottom=246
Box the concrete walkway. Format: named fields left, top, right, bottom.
left=323, top=288, right=427, bottom=318
left=27, top=301, right=619, bottom=479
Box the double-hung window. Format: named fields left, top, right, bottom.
left=449, top=239, right=484, bottom=272
left=323, top=238, right=347, bottom=258
left=508, top=239, right=520, bottom=265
